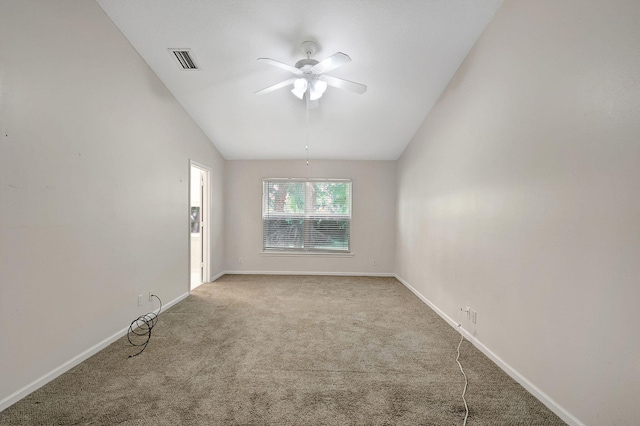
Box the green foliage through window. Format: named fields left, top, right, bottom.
left=263, top=179, right=351, bottom=252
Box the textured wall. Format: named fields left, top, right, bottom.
left=395, top=1, right=640, bottom=424
left=0, top=0, right=224, bottom=407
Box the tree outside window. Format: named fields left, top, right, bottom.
left=262, top=179, right=351, bottom=252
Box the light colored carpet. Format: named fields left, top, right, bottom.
left=0, top=275, right=565, bottom=425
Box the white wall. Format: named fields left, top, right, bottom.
left=225, top=160, right=396, bottom=275
left=395, top=1, right=640, bottom=424
left=0, top=0, right=224, bottom=408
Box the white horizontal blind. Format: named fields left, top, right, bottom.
left=263, top=179, right=351, bottom=252
left=262, top=180, right=306, bottom=250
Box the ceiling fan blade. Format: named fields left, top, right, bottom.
left=255, top=77, right=297, bottom=95
left=258, top=58, right=302, bottom=76
left=311, top=52, right=351, bottom=74
left=320, top=75, right=367, bottom=94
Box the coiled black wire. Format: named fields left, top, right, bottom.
left=127, top=294, right=162, bottom=358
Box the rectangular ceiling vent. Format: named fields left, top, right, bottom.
left=169, top=48, right=198, bottom=70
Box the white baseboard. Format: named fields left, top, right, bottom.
left=209, top=271, right=226, bottom=282
left=394, top=274, right=584, bottom=426
left=0, top=291, right=189, bottom=412
left=221, top=270, right=395, bottom=277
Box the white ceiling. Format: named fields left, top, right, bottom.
left=96, top=0, right=503, bottom=161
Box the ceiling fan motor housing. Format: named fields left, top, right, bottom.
left=295, top=58, right=320, bottom=76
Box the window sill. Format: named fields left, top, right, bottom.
left=260, top=251, right=353, bottom=258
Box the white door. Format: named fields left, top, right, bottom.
left=190, top=163, right=210, bottom=290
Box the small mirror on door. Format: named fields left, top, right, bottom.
left=190, top=206, right=201, bottom=233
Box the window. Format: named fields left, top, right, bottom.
left=262, top=179, right=351, bottom=253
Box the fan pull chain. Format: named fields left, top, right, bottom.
left=305, top=92, right=310, bottom=166
left=305, top=125, right=310, bottom=166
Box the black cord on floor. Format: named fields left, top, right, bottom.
left=127, top=295, right=162, bottom=358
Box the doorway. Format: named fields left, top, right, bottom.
left=190, top=162, right=210, bottom=290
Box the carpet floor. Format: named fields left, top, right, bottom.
left=0, top=275, right=565, bottom=425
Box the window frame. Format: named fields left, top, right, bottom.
left=261, top=178, right=352, bottom=254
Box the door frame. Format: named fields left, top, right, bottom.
left=189, top=160, right=211, bottom=291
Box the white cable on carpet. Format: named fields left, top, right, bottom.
left=455, top=307, right=470, bottom=426
left=456, top=331, right=469, bottom=426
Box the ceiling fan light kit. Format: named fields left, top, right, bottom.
left=291, top=78, right=307, bottom=99
left=256, top=41, right=367, bottom=104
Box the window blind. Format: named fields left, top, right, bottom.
left=262, top=179, right=351, bottom=252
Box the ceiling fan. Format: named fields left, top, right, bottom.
left=256, top=41, right=367, bottom=108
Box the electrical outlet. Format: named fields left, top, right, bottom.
left=465, top=306, right=470, bottom=319
left=372, top=260, right=377, bottom=266
left=471, top=310, right=477, bottom=324
left=148, top=291, right=153, bottom=302
left=137, top=294, right=143, bottom=306
left=239, top=257, right=243, bottom=264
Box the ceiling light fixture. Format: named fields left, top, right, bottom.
left=256, top=41, right=367, bottom=167
left=291, top=76, right=328, bottom=102
left=309, top=79, right=327, bottom=101
left=256, top=41, right=367, bottom=107
left=291, top=78, right=308, bottom=99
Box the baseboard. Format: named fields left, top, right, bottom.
left=209, top=271, right=226, bottom=282
left=221, top=270, right=395, bottom=277
left=0, top=291, right=189, bottom=413
left=394, top=274, right=584, bottom=426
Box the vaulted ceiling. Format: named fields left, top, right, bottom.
left=96, top=0, right=503, bottom=160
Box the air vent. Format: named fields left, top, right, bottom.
left=169, top=49, right=198, bottom=70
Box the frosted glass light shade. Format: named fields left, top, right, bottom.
left=291, top=78, right=308, bottom=99
left=309, top=80, right=328, bottom=101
